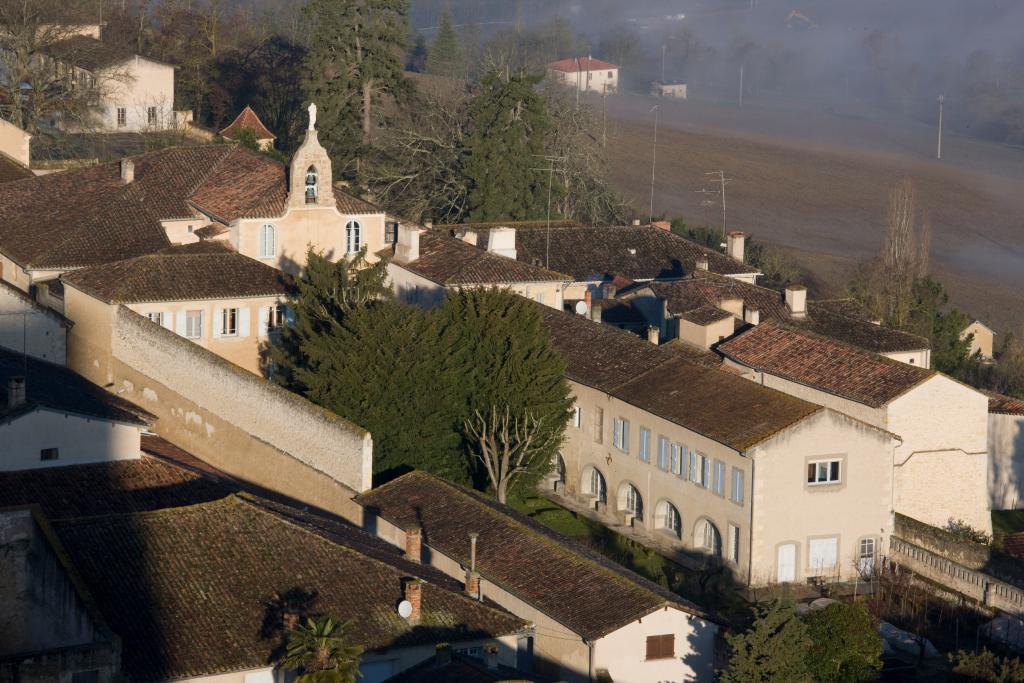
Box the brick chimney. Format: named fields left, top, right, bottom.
left=583, top=291, right=592, bottom=316
left=785, top=285, right=807, bottom=319
left=465, top=532, right=480, bottom=599
left=120, top=158, right=134, bottom=184
left=405, top=527, right=422, bottom=563
left=696, top=256, right=709, bottom=271
left=744, top=305, right=760, bottom=326
left=6, top=376, right=25, bottom=409
left=402, top=578, right=422, bottom=624
left=394, top=224, right=421, bottom=264
left=727, top=231, right=746, bottom=262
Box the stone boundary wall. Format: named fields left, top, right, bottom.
left=890, top=537, right=1024, bottom=615
left=895, top=513, right=1024, bottom=586
left=109, top=307, right=372, bottom=512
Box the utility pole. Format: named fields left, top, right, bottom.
left=602, top=86, right=608, bottom=148
left=739, top=63, right=744, bottom=108
left=694, top=187, right=717, bottom=228
left=937, top=94, right=945, bottom=160
left=649, top=105, right=659, bottom=223
left=531, top=155, right=567, bottom=270
left=575, top=57, right=581, bottom=110
left=661, top=43, right=667, bottom=83
left=705, top=170, right=732, bottom=238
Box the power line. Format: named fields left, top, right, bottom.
left=704, top=171, right=733, bottom=238
left=531, top=155, right=568, bottom=270
left=649, top=105, right=660, bottom=223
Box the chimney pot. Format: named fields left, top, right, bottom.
left=120, top=158, right=134, bottom=184
left=405, top=527, right=422, bottom=563
left=583, top=291, right=593, bottom=315
left=402, top=577, right=422, bottom=624
left=7, top=376, right=25, bottom=409
left=726, top=231, right=746, bottom=262
left=647, top=326, right=660, bottom=345
left=465, top=570, right=481, bottom=600
left=785, top=285, right=807, bottom=319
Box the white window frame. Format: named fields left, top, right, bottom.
left=116, top=107, right=126, bottom=127
left=858, top=537, right=876, bottom=576
left=728, top=524, right=741, bottom=563
left=657, top=436, right=670, bottom=470
left=663, top=502, right=681, bottom=538
left=259, top=223, right=277, bottom=259
left=808, top=459, right=841, bottom=486
left=713, top=460, right=726, bottom=496
left=346, top=220, right=362, bottom=254
left=624, top=484, right=643, bottom=519
left=221, top=307, right=239, bottom=337
left=573, top=404, right=582, bottom=428
left=613, top=417, right=630, bottom=453
left=147, top=312, right=164, bottom=326
left=185, top=310, right=203, bottom=339
left=305, top=165, right=318, bottom=203
left=808, top=536, right=839, bottom=572
left=671, top=443, right=683, bottom=476
left=147, top=106, right=157, bottom=125
left=730, top=467, right=745, bottom=505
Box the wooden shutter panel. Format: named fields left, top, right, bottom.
left=238, top=307, right=251, bottom=337
left=645, top=634, right=675, bottom=660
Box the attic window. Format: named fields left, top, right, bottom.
left=305, top=165, right=318, bottom=204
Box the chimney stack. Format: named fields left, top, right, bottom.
left=631, top=219, right=641, bottom=226
left=7, top=376, right=25, bottom=409
left=402, top=578, right=422, bottom=624
left=395, top=224, right=422, bottom=264
left=602, top=283, right=617, bottom=300
left=743, top=305, right=760, bottom=326
left=583, top=291, right=592, bottom=316
left=484, top=644, right=499, bottom=670
left=726, top=231, right=746, bottom=262
left=465, top=532, right=480, bottom=599
left=120, top=158, right=134, bottom=184
left=647, top=326, right=660, bottom=345
left=785, top=285, right=807, bottom=319
left=486, top=227, right=517, bottom=260
left=282, top=609, right=301, bottom=631
left=405, top=527, right=422, bottom=563
left=696, top=256, right=709, bottom=271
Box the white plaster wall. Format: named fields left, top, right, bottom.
left=751, top=410, right=895, bottom=585
left=548, top=68, right=619, bottom=94
left=888, top=375, right=990, bottom=532
left=98, top=57, right=175, bottom=132
left=0, top=253, right=31, bottom=292
left=593, top=607, right=717, bottom=683
left=882, top=349, right=931, bottom=368
left=0, top=285, right=65, bottom=363
left=0, top=408, right=141, bottom=471
left=0, top=117, right=31, bottom=166
left=990, top=412, right=1024, bottom=510
left=387, top=263, right=446, bottom=308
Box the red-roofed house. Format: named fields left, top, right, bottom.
left=546, top=56, right=619, bottom=94
left=219, top=105, right=276, bottom=150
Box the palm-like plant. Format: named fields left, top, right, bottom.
left=282, top=616, right=364, bottom=683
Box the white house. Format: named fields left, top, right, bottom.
left=547, top=56, right=619, bottom=95
left=0, top=345, right=151, bottom=471
left=0, top=279, right=69, bottom=364
left=358, top=470, right=719, bottom=683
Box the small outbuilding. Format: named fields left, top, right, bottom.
left=652, top=80, right=688, bottom=99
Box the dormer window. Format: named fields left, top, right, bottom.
left=305, top=165, right=318, bottom=204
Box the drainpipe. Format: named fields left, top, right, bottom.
left=585, top=638, right=594, bottom=682
left=747, top=455, right=756, bottom=585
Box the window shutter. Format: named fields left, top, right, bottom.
left=622, top=420, right=630, bottom=453
left=238, top=307, right=251, bottom=337
left=161, top=311, right=173, bottom=331
left=213, top=308, right=223, bottom=338
left=703, top=457, right=711, bottom=488
left=258, top=306, right=269, bottom=336
left=175, top=310, right=187, bottom=336
left=807, top=463, right=816, bottom=483
left=284, top=306, right=296, bottom=327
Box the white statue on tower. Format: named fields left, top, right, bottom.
left=308, top=102, right=317, bottom=131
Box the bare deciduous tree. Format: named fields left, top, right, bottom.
left=868, top=178, right=931, bottom=328
left=464, top=405, right=560, bottom=504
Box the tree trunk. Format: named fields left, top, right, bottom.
left=362, top=79, right=373, bottom=144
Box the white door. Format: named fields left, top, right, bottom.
left=777, top=543, right=797, bottom=583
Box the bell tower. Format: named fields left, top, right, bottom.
left=288, top=103, right=334, bottom=209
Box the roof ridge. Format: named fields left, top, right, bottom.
left=769, top=319, right=935, bottom=375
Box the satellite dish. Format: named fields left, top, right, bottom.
left=574, top=301, right=589, bottom=316
left=397, top=600, right=413, bottom=619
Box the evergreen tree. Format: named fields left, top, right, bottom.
left=464, top=69, right=559, bottom=221
left=804, top=602, right=884, bottom=683
left=303, top=0, right=410, bottom=173
left=721, top=600, right=813, bottom=683
left=435, top=289, right=572, bottom=500
left=425, top=8, right=466, bottom=79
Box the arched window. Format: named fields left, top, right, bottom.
left=695, top=519, right=722, bottom=557
left=259, top=223, right=276, bottom=258
left=581, top=466, right=606, bottom=504
left=346, top=220, right=362, bottom=254
left=618, top=482, right=643, bottom=521
left=555, top=453, right=566, bottom=485
left=304, top=165, right=318, bottom=204
left=655, top=500, right=682, bottom=539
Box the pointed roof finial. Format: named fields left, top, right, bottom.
left=308, top=102, right=317, bottom=131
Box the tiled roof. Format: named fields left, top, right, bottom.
left=188, top=148, right=286, bottom=222
left=547, top=57, right=619, bottom=72
left=219, top=106, right=276, bottom=141
left=537, top=306, right=823, bottom=451
left=53, top=495, right=526, bottom=682
left=237, top=185, right=381, bottom=219
left=986, top=391, right=1024, bottom=416
left=718, top=321, right=934, bottom=408
left=649, top=271, right=788, bottom=320
left=796, top=307, right=931, bottom=354
left=385, top=652, right=538, bottom=682
left=678, top=304, right=733, bottom=326
left=61, top=241, right=289, bottom=303
left=393, top=230, right=569, bottom=285
left=512, top=225, right=758, bottom=282
left=38, top=35, right=137, bottom=71
left=357, top=471, right=708, bottom=640
left=0, top=346, right=152, bottom=424
left=0, top=455, right=230, bottom=520
left=0, top=152, right=32, bottom=183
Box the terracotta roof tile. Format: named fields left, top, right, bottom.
left=188, top=147, right=286, bottom=222
left=0, top=152, right=32, bottom=183
left=219, top=106, right=276, bottom=141
left=679, top=304, right=733, bottom=326
left=796, top=307, right=931, bottom=354
left=986, top=391, right=1024, bottom=416
left=38, top=35, right=137, bottom=71
left=61, top=242, right=289, bottom=303
left=718, top=321, right=934, bottom=408
left=0, top=346, right=152, bottom=424
left=357, top=471, right=708, bottom=640
left=513, top=225, right=757, bottom=282
left=547, top=57, right=619, bottom=72
left=538, top=307, right=823, bottom=450
left=53, top=495, right=526, bottom=682
left=395, top=230, right=569, bottom=285
left=649, top=272, right=787, bottom=320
